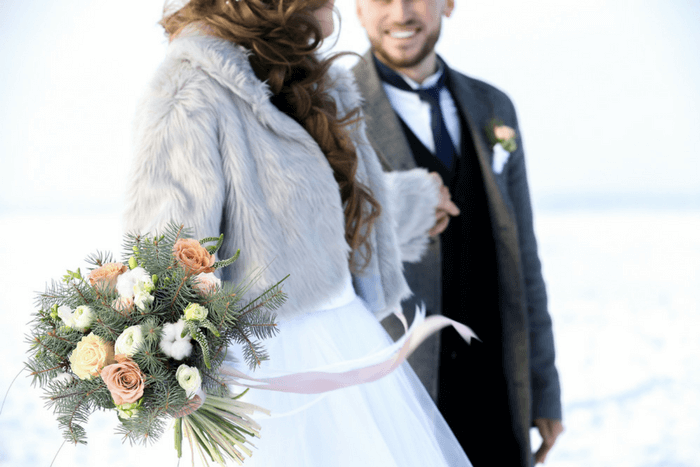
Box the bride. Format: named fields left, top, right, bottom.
left=124, top=0, right=470, bottom=465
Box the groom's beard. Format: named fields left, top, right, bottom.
left=369, top=24, right=442, bottom=70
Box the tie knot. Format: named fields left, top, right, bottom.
left=374, top=55, right=447, bottom=103
left=416, top=69, right=447, bottom=106
left=416, top=85, right=441, bottom=106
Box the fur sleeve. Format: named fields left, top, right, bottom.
left=122, top=59, right=226, bottom=241
left=382, top=169, right=440, bottom=262
left=327, top=65, right=440, bottom=263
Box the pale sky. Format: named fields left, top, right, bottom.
left=1, top=0, right=699, bottom=213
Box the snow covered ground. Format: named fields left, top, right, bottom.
left=0, top=207, right=698, bottom=466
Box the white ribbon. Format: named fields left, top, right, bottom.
left=218, top=306, right=478, bottom=394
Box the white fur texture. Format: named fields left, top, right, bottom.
left=124, top=34, right=438, bottom=320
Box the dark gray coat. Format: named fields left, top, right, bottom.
left=353, top=52, right=562, bottom=466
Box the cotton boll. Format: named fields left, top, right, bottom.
left=159, top=320, right=193, bottom=360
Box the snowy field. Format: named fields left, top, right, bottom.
left=0, top=207, right=698, bottom=466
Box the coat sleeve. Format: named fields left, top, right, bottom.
left=499, top=95, right=562, bottom=422
left=122, top=65, right=227, bottom=242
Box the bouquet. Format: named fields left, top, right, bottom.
left=25, top=223, right=285, bottom=465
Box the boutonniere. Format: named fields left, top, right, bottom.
left=486, top=119, right=517, bottom=174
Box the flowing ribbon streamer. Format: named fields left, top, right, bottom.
left=219, top=307, right=478, bottom=394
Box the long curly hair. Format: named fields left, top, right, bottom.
left=161, top=0, right=381, bottom=271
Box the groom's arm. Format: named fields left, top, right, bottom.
left=493, top=92, right=562, bottom=421
left=498, top=92, right=564, bottom=463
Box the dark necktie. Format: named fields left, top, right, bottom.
left=374, top=57, right=456, bottom=171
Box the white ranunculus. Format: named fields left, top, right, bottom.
left=116, top=400, right=143, bottom=420
left=133, top=290, right=154, bottom=311
left=159, top=320, right=193, bottom=360
left=115, top=325, right=145, bottom=356
left=57, top=305, right=76, bottom=328
left=183, top=303, right=208, bottom=321
left=116, top=267, right=153, bottom=298
left=72, top=305, right=95, bottom=331
left=176, top=364, right=202, bottom=398
left=134, top=277, right=155, bottom=295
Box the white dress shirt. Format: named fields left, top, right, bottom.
left=381, top=67, right=462, bottom=156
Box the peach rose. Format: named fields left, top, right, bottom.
left=494, top=125, right=516, bottom=142
left=112, top=296, right=135, bottom=316
left=192, top=272, right=221, bottom=296
left=173, top=239, right=215, bottom=276
left=100, top=355, right=145, bottom=405
left=89, top=263, right=128, bottom=292
left=69, top=333, right=115, bottom=380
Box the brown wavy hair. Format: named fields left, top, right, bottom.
left=161, top=0, right=381, bottom=271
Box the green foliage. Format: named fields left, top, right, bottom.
left=25, top=221, right=285, bottom=451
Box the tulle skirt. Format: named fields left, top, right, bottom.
left=224, top=290, right=472, bottom=467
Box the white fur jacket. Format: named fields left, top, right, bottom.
left=123, top=33, right=439, bottom=321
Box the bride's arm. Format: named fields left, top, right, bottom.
left=123, top=62, right=226, bottom=240
left=326, top=66, right=444, bottom=264
left=381, top=168, right=444, bottom=262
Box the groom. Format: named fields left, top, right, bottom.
left=352, top=0, right=563, bottom=465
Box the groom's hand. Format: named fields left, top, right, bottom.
left=533, top=418, right=564, bottom=464
left=429, top=172, right=460, bottom=237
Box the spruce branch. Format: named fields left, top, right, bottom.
left=84, top=250, right=116, bottom=269
left=212, top=249, right=240, bottom=270
left=237, top=275, right=288, bottom=318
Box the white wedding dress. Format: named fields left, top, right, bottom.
left=223, top=275, right=472, bottom=467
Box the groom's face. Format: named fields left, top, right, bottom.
left=356, top=0, right=454, bottom=71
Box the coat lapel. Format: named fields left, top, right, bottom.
left=447, top=67, right=515, bottom=229
left=353, top=53, right=417, bottom=172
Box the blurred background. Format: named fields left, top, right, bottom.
left=1, top=1, right=698, bottom=466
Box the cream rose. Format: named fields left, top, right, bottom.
left=176, top=364, right=202, bottom=399
left=89, top=263, right=127, bottom=292
left=173, top=239, right=215, bottom=276
left=114, top=325, right=144, bottom=357
left=100, top=355, right=145, bottom=405
left=69, top=333, right=115, bottom=380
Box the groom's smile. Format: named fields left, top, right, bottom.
left=356, top=0, right=455, bottom=79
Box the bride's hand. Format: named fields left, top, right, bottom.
left=429, top=172, right=460, bottom=237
